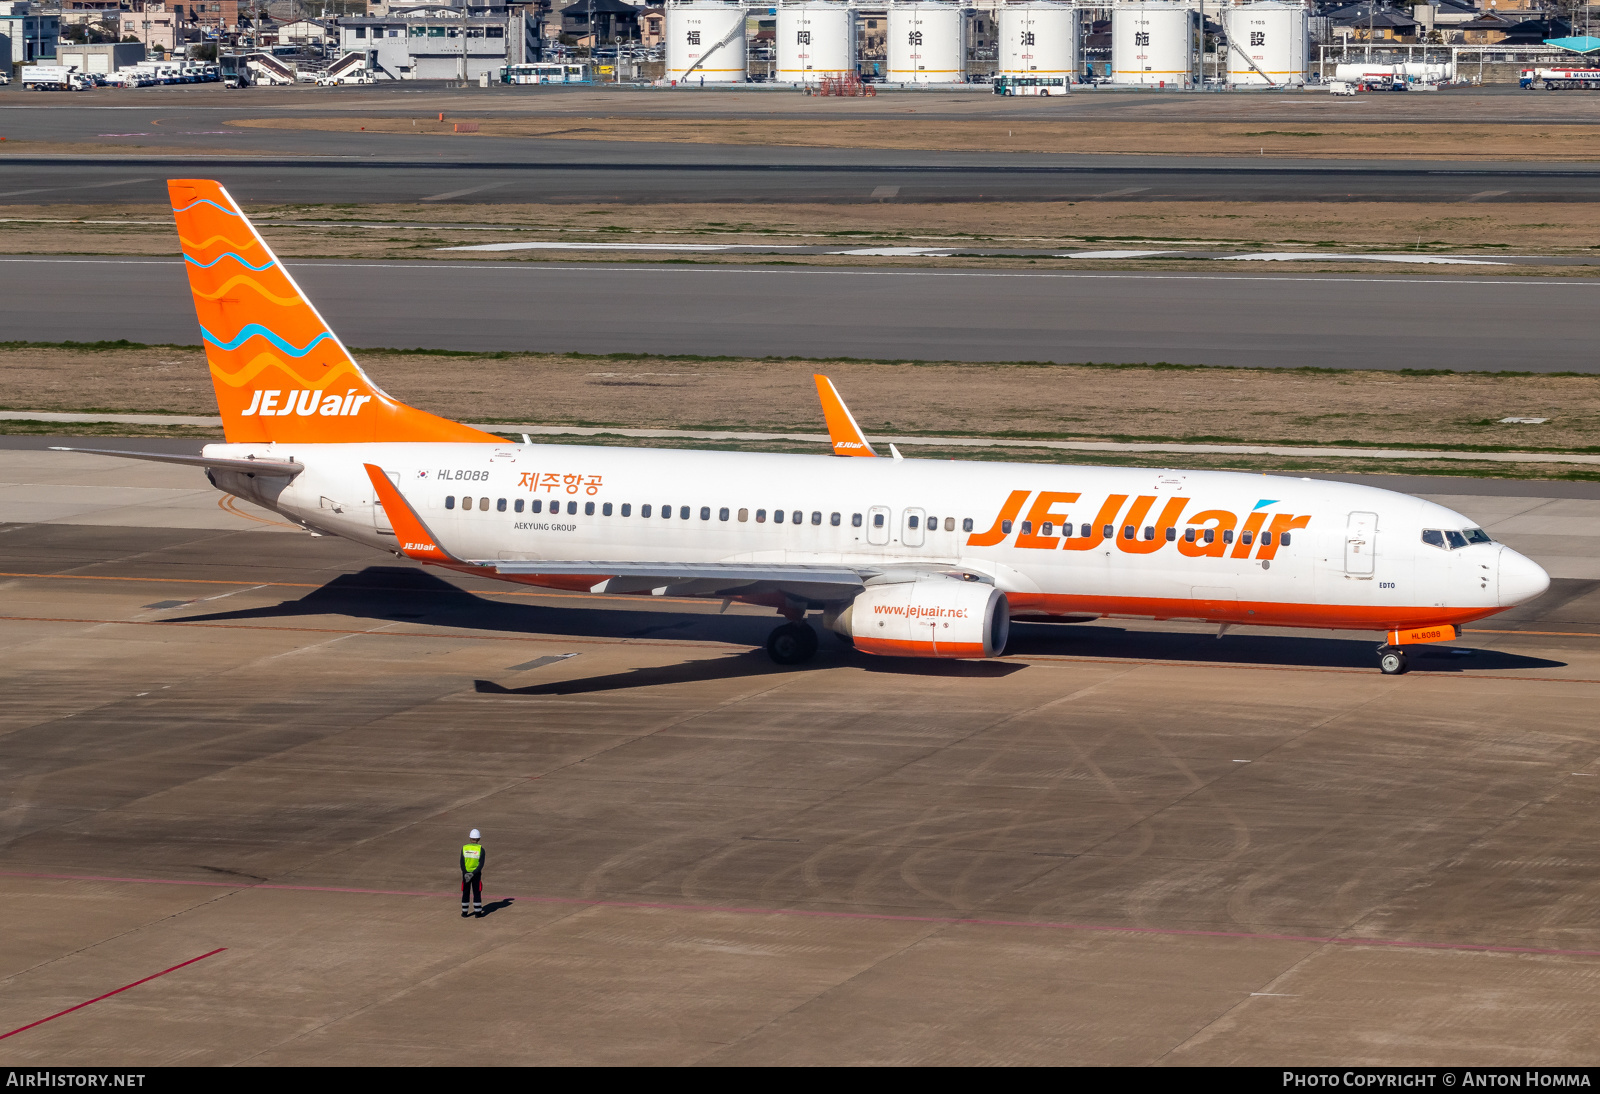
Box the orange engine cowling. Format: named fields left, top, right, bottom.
left=827, top=577, right=1010, bottom=659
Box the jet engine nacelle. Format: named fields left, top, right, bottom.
left=827, top=576, right=1010, bottom=659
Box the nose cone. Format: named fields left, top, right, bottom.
left=1498, top=547, right=1550, bottom=607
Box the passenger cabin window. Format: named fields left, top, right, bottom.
left=1001, top=519, right=1013, bottom=534
left=1103, top=524, right=1114, bottom=539
left=603, top=502, right=613, bottom=516
left=568, top=501, right=578, bottom=515
left=662, top=504, right=672, bottom=519
left=1020, top=521, right=1033, bottom=535
left=701, top=506, right=711, bottom=520
left=1282, top=533, right=1294, bottom=546
left=1080, top=524, right=1091, bottom=538
left=756, top=509, right=766, bottom=523
left=621, top=503, right=631, bottom=517
left=791, top=510, right=801, bottom=525
left=515, top=499, right=524, bottom=513
left=944, top=517, right=955, bottom=532
left=738, top=508, right=748, bottom=522
left=811, top=511, right=822, bottom=526
left=1241, top=530, right=1252, bottom=545
left=1165, top=527, right=1175, bottom=541
left=852, top=513, right=863, bottom=528
left=641, top=504, right=652, bottom=518
left=1260, top=532, right=1272, bottom=546
left=496, top=498, right=506, bottom=513
left=531, top=499, right=543, bottom=514
left=1041, top=522, right=1054, bottom=536
left=830, top=512, right=841, bottom=526
left=445, top=496, right=456, bottom=509
left=873, top=513, right=885, bottom=528
left=681, top=507, right=691, bottom=520
left=585, top=502, right=595, bottom=516
left=962, top=518, right=973, bottom=533
left=774, top=509, right=785, bottom=524
left=1221, top=530, right=1232, bottom=544
left=720, top=507, right=730, bottom=521
left=908, top=516, right=920, bottom=530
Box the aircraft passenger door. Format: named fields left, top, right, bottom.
left=902, top=507, right=926, bottom=548
left=1346, top=511, right=1377, bottom=575
left=866, top=505, right=891, bottom=546
left=372, top=471, right=399, bottom=535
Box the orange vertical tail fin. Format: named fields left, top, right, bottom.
left=813, top=374, right=878, bottom=457
left=170, top=179, right=496, bottom=445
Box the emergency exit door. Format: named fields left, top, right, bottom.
left=1346, top=511, right=1377, bottom=574
left=866, top=505, right=890, bottom=546
left=903, top=507, right=926, bottom=547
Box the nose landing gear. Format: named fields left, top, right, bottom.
left=766, top=621, right=819, bottom=665
left=1378, top=647, right=1409, bottom=675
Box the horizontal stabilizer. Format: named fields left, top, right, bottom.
left=48, top=446, right=303, bottom=476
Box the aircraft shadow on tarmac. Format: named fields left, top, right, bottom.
left=476, top=648, right=1026, bottom=696
left=1006, top=622, right=1566, bottom=674
left=172, top=566, right=1565, bottom=678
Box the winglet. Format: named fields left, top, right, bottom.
left=813, top=375, right=878, bottom=458
left=364, top=463, right=460, bottom=563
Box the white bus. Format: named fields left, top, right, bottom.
left=993, top=75, right=1069, bottom=96
left=502, top=62, right=589, bottom=85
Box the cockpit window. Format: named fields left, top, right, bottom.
left=1423, top=528, right=1492, bottom=551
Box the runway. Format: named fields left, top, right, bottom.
left=3, top=446, right=1600, bottom=1064
left=8, top=87, right=1600, bottom=204
left=5, top=254, right=1600, bottom=371
left=10, top=151, right=1600, bottom=205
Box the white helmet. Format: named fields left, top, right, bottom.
left=468, top=829, right=481, bottom=840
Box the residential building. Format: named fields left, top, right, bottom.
left=0, top=1, right=59, bottom=64
left=125, top=3, right=180, bottom=53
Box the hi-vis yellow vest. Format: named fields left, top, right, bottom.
left=462, top=843, right=483, bottom=872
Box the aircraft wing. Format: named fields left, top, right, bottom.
left=490, top=560, right=872, bottom=599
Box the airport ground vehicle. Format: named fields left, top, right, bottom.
left=501, top=62, right=589, bottom=84
left=1328, top=80, right=1356, bottom=95
left=58, top=180, right=1552, bottom=674
left=20, top=65, right=91, bottom=90
left=993, top=75, right=1069, bottom=95
left=1521, top=67, right=1600, bottom=89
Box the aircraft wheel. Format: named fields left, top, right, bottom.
left=766, top=622, right=818, bottom=665
left=1378, top=648, right=1409, bottom=676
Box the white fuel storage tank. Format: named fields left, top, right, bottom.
left=888, top=2, right=966, bottom=84
left=1111, top=2, right=1200, bottom=88
left=998, top=2, right=1080, bottom=80
left=776, top=2, right=855, bottom=83
left=667, top=1, right=748, bottom=84
left=1223, top=1, right=1309, bottom=87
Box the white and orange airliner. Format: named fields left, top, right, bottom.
left=59, top=180, right=1551, bottom=675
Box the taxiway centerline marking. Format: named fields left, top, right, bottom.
left=6, top=872, right=1600, bottom=961
left=0, top=947, right=226, bottom=1042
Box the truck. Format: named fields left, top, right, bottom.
left=1521, top=67, right=1600, bottom=89
left=21, top=65, right=92, bottom=91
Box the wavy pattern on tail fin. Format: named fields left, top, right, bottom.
left=169, top=179, right=497, bottom=445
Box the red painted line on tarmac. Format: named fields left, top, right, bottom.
left=0, top=947, right=225, bottom=1041
left=7, top=870, right=1600, bottom=960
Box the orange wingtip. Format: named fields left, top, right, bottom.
left=364, top=463, right=457, bottom=563
left=813, top=374, right=877, bottom=458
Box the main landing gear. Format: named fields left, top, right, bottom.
left=1378, top=647, right=1410, bottom=676
left=766, top=621, right=819, bottom=665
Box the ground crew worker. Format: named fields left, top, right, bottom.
left=460, top=829, right=485, bottom=917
